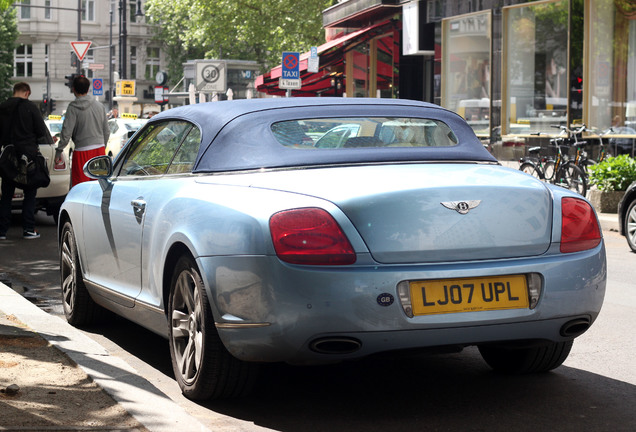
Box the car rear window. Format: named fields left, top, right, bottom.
left=271, top=117, right=459, bottom=149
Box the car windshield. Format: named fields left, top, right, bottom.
left=47, top=122, right=63, bottom=133
left=271, top=117, right=459, bottom=149
left=124, top=121, right=146, bottom=131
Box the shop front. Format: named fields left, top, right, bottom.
left=256, top=19, right=400, bottom=98
left=436, top=0, right=636, bottom=158
left=257, top=0, right=636, bottom=158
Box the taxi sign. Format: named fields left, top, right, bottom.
left=48, top=115, right=62, bottom=120
left=92, top=78, right=103, bottom=96
left=115, top=80, right=136, bottom=96
left=279, top=78, right=302, bottom=89
left=121, top=113, right=138, bottom=119
left=280, top=52, right=301, bottom=90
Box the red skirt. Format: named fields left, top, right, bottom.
left=72, top=147, right=106, bottom=187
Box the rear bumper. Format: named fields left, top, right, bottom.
left=199, top=243, right=606, bottom=364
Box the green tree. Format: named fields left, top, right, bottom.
left=0, top=4, right=18, bottom=101
left=145, top=0, right=335, bottom=84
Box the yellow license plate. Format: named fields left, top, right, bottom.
left=410, top=275, right=529, bottom=316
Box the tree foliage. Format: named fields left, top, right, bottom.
left=145, top=0, right=335, bottom=84
left=0, top=7, right=18, bottom=101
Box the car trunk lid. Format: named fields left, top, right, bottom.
left=232, top=163, right=553, bottom=263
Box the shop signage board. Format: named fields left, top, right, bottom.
left=280, top=52, right=301, bottom=89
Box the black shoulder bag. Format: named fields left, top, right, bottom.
left=0, top=100, right=50, bottom=188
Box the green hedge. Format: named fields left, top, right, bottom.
left=588, top=154, right=636, bottom=191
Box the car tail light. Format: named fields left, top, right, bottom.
left=560, top=197, right=601, bottom=253
left=54, top=156, right=66, bottom=170
left=270, top=208, right=356, bottom=265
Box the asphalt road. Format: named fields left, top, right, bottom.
left=1, top=211, right=635, bottom=431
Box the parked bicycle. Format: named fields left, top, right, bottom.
left=518, top=125, right=587, bottom=195
left=570, top=126, right=614, bottom=175
left=519, top=142, right=554, bottom=180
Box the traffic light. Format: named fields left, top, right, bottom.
left=64, top=73, right=80, bottom=92
left=50, top=99, right=56, bottom=112
left=41, top=96, right=48, bottom=115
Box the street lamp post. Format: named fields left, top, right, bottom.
left=76, top=0, right=81, bottom=74
left=119, top=0, right=127, bottom=79
left=118, top=1, right=144, bottom=80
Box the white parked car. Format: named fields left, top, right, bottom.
left=105, top=115, right=147, bottom=157
left=0, top=130, right=71, bottom=223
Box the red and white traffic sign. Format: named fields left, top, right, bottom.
left=70, top=41, right=92, bottom=62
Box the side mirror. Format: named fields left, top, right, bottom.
left=84, top=155, right=113, bottom=179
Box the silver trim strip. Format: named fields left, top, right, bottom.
left=215, top=322, right=271, bottom=329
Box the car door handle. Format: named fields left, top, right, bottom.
left=131, top=199, right=146, bottom=222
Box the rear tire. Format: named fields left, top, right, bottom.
left=519, top=162, right=543, bottom=180
left=557, top=163, right=587, bottom=196
left=624, top=199, right=636, bottom=252
left=478, top=340, right=573, bottom=374
left=543, top=160, right=555, bottom=181
left=60, top=221, right=102, bottom=326
left=168, top=255, right=258, bottom=400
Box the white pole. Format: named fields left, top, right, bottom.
left=188, top=83, right=196, bottom=105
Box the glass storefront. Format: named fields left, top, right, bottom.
left=441, top=11, right=492, bottom=137
left=586, top=0, right=636, bottom=156
left=434, top=0, right=636, bottom=159
left=502, top=0, right=569, bottom=135
left=345, top=29, right=398, bottom=98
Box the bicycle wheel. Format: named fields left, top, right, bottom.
left=543, top=160, right=555, bottom=181
left=519, top=162, right=544, bottom=180
left=557, top=163, right=587, bottom=196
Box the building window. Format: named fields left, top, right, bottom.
left=145, top=47, right=160, bottom=80
left=442, top=11, right=491, bottom=136
left=45, top=0, right=51, bottom=19
left=130, top=46, right=137, bottom=79
left=130, top=0, right=143, bottom=22
left=15, top=44, right=33, bottom=77
left=20, top=0, right=31, bottom=19
left=502, top=0, right=569, bottom=135
left=82, top=0, right=95, bottom=22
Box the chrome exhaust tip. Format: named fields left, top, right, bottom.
left=560, top=318, right=591, bottom=337
left=309, top=337, right=362, bottom=355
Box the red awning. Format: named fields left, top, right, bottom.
left=256, top=20, right=396, bottom=97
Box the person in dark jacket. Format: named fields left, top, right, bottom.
left=0, top=82, right=53, bottom=240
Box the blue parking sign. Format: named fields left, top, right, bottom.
left=92, top=78, right=103, bottom=96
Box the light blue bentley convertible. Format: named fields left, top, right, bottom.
left=58, top=98, right=606, bottom=400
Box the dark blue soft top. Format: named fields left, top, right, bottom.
left=148, top=97, right=497, bottom=173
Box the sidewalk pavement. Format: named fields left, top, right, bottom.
left=0, top=284, right=210, bottom=432
left=0, top=210, right=620, bottom=432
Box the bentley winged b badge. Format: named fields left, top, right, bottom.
left=441, top=200, right=481, bottom=215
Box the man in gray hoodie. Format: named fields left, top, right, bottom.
left=55, top=75, right=109, bottom=186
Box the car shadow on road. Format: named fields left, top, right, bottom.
left=91, top=317, right=636, bottom=432
left=219, top=352, right=635, bottom=432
